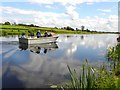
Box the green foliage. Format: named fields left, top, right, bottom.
left=107, top=44, right=120, bottom=61
left=57, top=60, right=93, bottom=89
left=94, top=65, right=116, bottom=88
left=4, top=22, right=11, bottom=25
left=107, top=44, right=120, bottom=77
left=56, top=60, right=120, bottom=89
left=2, top=31, right=8, bottom=36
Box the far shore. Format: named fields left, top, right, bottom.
left=0, top=25, right=119, bottom=36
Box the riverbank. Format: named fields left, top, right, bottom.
left=0, top=25, right=119, bottom=36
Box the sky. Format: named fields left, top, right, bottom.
left=0, top=0, right=119, bottom=32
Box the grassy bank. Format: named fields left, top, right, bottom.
left=0, top=25, right=119, bottom=36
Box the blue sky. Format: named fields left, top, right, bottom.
left=0, top=0, right=119, bottom=32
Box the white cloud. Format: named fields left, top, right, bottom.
left=28, top=0, right=118, bottom=5
left=29, top=0, right=54, bottom=4
left=65, top=5, right=79, bottom=20
left=0, top=0, right=118, bottom=3
left=1, top=6, right=118, bottom=32
left=97, top=9, right=112, bottom=13
left=1, top=6, right=67, bottom=18
left=29, top=0, right=82, bottom=5
left=86, top=2, right=94, bottom=5
left=0, top=0, right=27, bottom=2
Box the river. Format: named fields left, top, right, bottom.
left=1, top=34, right=118, bottom=88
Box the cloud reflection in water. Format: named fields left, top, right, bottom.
left=2, top=34, right=118, bottom=88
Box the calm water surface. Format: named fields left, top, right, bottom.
left=1, top=34, right=118, bottom=88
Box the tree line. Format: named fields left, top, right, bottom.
left=1, top=21, right=119, bottom=34
left=1, top=21, right=89, bottom=31
left=1, top=21, right=39, bottom=27
left=61, top=26, right=91, bottom=32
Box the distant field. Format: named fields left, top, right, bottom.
left=0, top=25, right=119, bottom=36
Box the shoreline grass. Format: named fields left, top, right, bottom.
left=52, top=60, right=120, bottom=89
left=51, top=44, right=120, bottom=89
left=1, top=25, right=119, bottom=36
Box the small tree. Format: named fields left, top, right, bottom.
left=63, top=27, right=67, bottom=30
left=81, top=26, right=85, bottom=31
left=76, top=28, right=79, bottom=31
left=66, top=26, right=70, bottom=30
left=29, top=24, right=34, bottom=27
left=4, top=22, right=11, bottom=25
left=54, top=27, right=58, bottom=29
left=66, top=26, right=74, bottom=31
left=86, top=29, right=90, bottom=32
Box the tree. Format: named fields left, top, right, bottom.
left=4, top=22, right=11, bottom=25
left=66, top=26, right=70, bottom=30
left=29, top=24, right=34, bottom=27
left=66, top=26, right=74, bottom=31
left=76, top=28, right=79, bottom=31
left=86, top=29, right=90, bottom=32
left=54, top=27, right=58, bottom=29
left=63, top=27, right=67, bottom=30
left=81, top=26, right=85, bottom=31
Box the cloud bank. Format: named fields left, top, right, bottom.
left=1, top=1, right=118, bottom=32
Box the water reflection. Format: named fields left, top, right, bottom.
left=57, top=34, right=118, bottom=62
left=19, top=43, right=58, bottom=54
left=81, top=35, right=84, bottom=40
left=1, top=34, right=119, bottom=88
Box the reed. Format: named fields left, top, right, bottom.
left=56, top=60, right=95, bottom=89
left=56, top=59, right=120, bottom=89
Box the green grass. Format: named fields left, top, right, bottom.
left=53, top=60, right=120, bottom=89
left=1, top=25, right=118, bottom=36
left=53, top=44, right=120, bottom=89
left=65, top=60, right=96, bottom=89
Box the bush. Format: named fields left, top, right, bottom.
left=4, top=22, right=11, bottom=25
left=107, top=44, right=120, bottom=77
